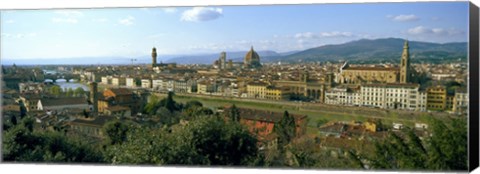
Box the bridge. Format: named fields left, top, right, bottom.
left=43, top=73, right=81, bottom=83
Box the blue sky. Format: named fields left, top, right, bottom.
left=0, top=2, right=469, bottom=60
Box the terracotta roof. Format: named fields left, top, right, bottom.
left=40, top=97, right=88, bottom=107
left=107, top=88, right=132, bottom=96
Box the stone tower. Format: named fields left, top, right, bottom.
left=152, top=47, right=157, bottom=67
left=89, top=82, right=98, bottom=113
left=399, top=40, right=411, bottom=83
left=219, top=52, right=226, bottom=69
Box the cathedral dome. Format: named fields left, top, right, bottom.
left=245, top=46, right=260, bottom=62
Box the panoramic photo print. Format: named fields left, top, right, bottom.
left=1, top=2, right=471, bottom=172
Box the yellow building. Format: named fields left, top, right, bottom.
left=247, top=81, right=268, bottom=99
left=265, top=86, right=288, bottom=100
left=339, top=40, right=412, bottom=85
left=426, top=86, right=447, bottom=111
left=340, top=66, right=399, bottom=84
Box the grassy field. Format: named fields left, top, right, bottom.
left=154, top=93, right=454, bottom=130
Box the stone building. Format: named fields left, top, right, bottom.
left=243, top=46, right=262, bottom=69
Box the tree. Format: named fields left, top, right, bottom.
left=65, top=88, right=74, bottom=97
left=50, top=85, right=63, bottom=97
left=3, top=117, right=103, bottom=162
left=103, top=120, right=130, bottom=145
left=368, top=118, right=467, bottom=171
left=144, top=94, right=161, bottom=115
left=273, top=111, right=297, bottom=148
left=227, top=104, right=241, bottom=122
left=106, top=116, right=258, bottom=166
left=164, top=91, right=177, bottom=112
left=74, top=87, right=85, bottom=97
left=18, top=100, right=27, bottom=119
left=10, top=116, right=17, bottom=125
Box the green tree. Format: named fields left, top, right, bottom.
left=18, top=100, right=27, bottom=119
left=10, top=116, right=17, bottom=125
left=164, top=91, right=177, bottom=112
left=50, top=85, right=63, bottom=97
left=227, top=104, right=241, bottom=122
left=106, top=116, right=258, bottom=166
left=103, top=120, right=130, bottom=145
left=74, top=87, right=85, bottom=97
left=144, top=94, right=161, bottom=115
left=3, top=116, right=103, bottom=162
left=273, top=111, right=297, bottom=148
left=65, top=88, right=74, bottom=97
left=368, top=118, right=467, bottom=171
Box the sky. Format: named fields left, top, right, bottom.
left=0, top=2, right=469, bottom=61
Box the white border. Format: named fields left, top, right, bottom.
left=0, top=0, right=478, bottom=174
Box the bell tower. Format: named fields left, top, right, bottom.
left=152, top=47, right=157, bottom=67
left=399, top=40, right=411, bottom=83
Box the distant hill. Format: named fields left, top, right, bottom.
left=280, top=38, right=467, bottom=63
left=3, top=38, right=466, bottom=65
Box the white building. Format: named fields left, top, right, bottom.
left=453, top=90, right=468, bottom=114
left=126, top=77, right=136, bottom=88
left=112, top=77, right=126, bottom=86
left=141, top=79, right=152, bottom=89
left=324, top=87, right=360, bottom=106
left=152, top=79, right=164, bottom=92
left=361, top=83, right=425, bottom=111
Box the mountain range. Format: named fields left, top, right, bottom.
left=2, top=38, right=467, bottom=65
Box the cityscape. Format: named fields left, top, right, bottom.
left=1, top=2, right=470, bottom=171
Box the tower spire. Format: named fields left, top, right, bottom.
left=399, top=39, right=411, bottom=83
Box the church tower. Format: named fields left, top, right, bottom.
left=152, top=47, right=157, bottom=67
left=399, top=40, right=411, bottom=83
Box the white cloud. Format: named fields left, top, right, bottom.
left=93, top=18, right=108, bottom=23
left=181, top=7, right=223, bottom=22
left=388, top=14, right=419, bottom=22
left=294, top=31, right=353, bottom=39
left=294, top=32, right=317, bottom=39
left=5, top=20, right=14, bottom=24
left=163, top=7, right=177, bottom=13
left=407, top=26, right=464, bottom=35
left=52, top=17, right=78, bottom=24
left=320, top=31, right=353, bottom=37
left=54, top=10, right=84, bottom=17
left=119, top=16, right=135, bottom=26
left=2, top=32, right=37, bottom=38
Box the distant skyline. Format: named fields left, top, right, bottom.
left=1, top=2, right=469, bottom=61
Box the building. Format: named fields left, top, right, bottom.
left=224, top=107, right=307, bottom=142
left=68, top=116, right=116, bottom=139
left=360, top=83, right=424, bottom=111
left=274, top=71, right=334, bottom=102
left=399, top=40, right=412, bottom=83
left=246, top=81, right=269, bottom=99
left=111, top=77, right=126, bottom=86
left=89, top=82, right=98, bottom=113
left=37, top=97, right=89, bottom=111
left=453, top=89, right=468, bottom=114
left=174, top=79, right=188, bottom=93
left=243, top=46, right=262, bottom=69
left=98, top=88, right=142, bottom=116
left=324, top=86, right=361, bottom=106
left=338, top=40, right=412, bottom=85
left=126, top=77, right=137, bottom=88
left=426, top=85, right=447, bottom=111
left=141, top=78, right=152, bottom=89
